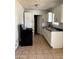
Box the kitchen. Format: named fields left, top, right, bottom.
left=15, top=0, right=63, bottom=59
left=18, top=7, right=63, bottom=48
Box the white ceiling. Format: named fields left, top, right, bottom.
left=18, top=0, right=63, bottom=10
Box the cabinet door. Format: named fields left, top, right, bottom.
left=51, top=32, right=63, bottom=48
left=43, top=29, right=46, bottom=38
left=46, top=30, right=51, bottom=45
left=44, top=29, right=51, bottom=45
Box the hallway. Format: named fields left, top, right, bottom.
left=15, top=35, right=63, bottom=59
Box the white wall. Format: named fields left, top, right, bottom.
left=15, top=0, right=24, bottom=49
left=53, top=4, right=63, bottom=23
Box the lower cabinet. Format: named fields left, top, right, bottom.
left=51, top=32, right=63, bottom=48
left=43, top=29, right=63, bottom=48
left=43, top=29, right=51, bottom=47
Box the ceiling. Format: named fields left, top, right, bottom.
left=18, top=0, right=63, bottom=10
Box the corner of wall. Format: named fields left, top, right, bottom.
left=15, top=0, right=24, bottom=50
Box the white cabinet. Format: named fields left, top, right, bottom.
left=43, top=29, right=63, bottom=48
left=45, top=29, right=51, bottom=45
left=51, top=32, right=63, bottom=48
left=43, top=29, right=51, bottom=46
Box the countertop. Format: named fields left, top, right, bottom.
left=43, top=24, right=63, bottom=32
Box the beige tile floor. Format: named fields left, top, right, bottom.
left=15, top=35, right=63, bottom=59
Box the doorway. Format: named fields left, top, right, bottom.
left=34, top=15, right=38, bottom=34
left=34, top=15, right=42, bottom=35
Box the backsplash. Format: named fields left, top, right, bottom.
left=46, top=22, right=63, bottom=29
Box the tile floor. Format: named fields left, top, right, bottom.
left=15, top=35, right=63, bottom=59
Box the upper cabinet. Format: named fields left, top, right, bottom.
left=53, top=4, right=63, bottom=23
